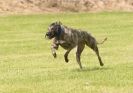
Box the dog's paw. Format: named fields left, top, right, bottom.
left=65, top=58, right=69, bottom=63
left=100, top=63, right=104, bottom=66
left=53, top=53, right=57, bottom=58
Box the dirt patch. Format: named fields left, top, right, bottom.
left=0, top=0, right=133, bottom=14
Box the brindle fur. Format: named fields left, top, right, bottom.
left=45, top=22, right=107, bottom=69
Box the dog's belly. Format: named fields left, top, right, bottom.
left=59, top=40, right=76, bottom=50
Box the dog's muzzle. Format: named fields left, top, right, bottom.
left=45, top=32, right=50, bottom=38
left=45, top=32, right=54, bottom=39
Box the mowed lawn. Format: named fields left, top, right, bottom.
left=0, top=12, right=133, bottom=93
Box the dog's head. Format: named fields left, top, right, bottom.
left=45, top=21, right=62, bottom=39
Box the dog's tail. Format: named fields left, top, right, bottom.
left=97, top=37, right=107, bottom=45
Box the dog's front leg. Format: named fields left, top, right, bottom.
left=64, top=49, right=72, bottom=63
left=51, top=45, right=57, bottom=58
left=51, top=39, right=59, bottom=58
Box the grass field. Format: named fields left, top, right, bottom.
left=0, top=12, right=133, bottom=93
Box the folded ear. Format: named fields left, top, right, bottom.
left=55, top=21, right=62, bottom=25
left=58, top=21, right=62, bottom=25
left=55, top=21, right=57, bottom=24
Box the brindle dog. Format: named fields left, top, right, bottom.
left=45, top=21, right=107, bottom=69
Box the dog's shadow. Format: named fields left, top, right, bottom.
left=72, top=66, right=111, bottom=72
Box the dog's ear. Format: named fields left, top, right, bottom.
left=55, top=21, right=58, bottom=25
left=55, top=21, right=62, bottom=25
left=58, top=21, right=62, bottom=25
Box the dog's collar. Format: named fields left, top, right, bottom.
left=56, top=25, right=64, bottom=39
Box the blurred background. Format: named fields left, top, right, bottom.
left=0, top=0, right=133, bottom=14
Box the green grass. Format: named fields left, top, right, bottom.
left=0, top=12, right=133, bottom=93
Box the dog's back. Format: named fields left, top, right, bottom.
left=63, top=26, right=96, bottom=47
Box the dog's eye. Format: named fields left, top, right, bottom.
left=51, top=27, right=55, bottom=30
left=48, top=27, right=53, bottom=31
left=50, top=28, right=56, bottom=32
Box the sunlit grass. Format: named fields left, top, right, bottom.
left=0, top=12, right=133, bottom=93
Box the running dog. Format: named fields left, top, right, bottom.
left=45, top=21, right=107, bottom=69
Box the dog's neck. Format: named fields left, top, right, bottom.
left=56, top=25, right=64, bottom=40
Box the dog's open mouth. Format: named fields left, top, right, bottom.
left=45, top=35, right=51, bottom=39
left=45, top=32, right=54, bottom=39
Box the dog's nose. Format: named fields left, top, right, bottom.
left=45, top=32, right=49, bottom=38
left=45, top=32, right=49, bottom=37
left=46, top=32, right=50, bottom=36
left=46, top=32, right=48, bottom=36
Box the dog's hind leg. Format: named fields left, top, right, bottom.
left=64, top=49, right=72, bottom=63
left=85, top=37, right=104, bottom=66
left=94, top=46, right=104, bottom=66
left=76, top=43, right=85, bottom=69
